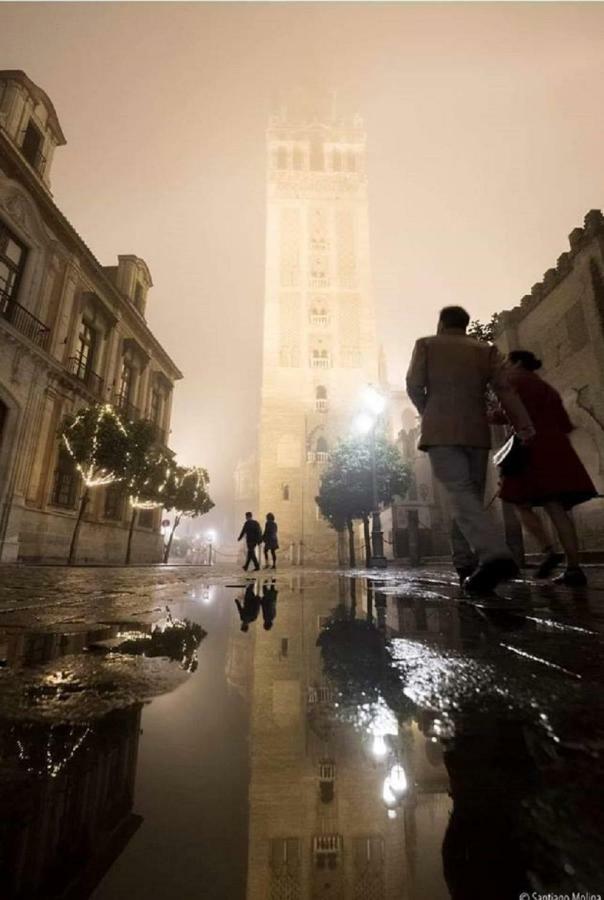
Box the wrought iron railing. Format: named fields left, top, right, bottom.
left=0, top=292, right=50, bottom=350
left=114, top=394, right=140, bottom=422
left=67, top=356, right=105, bottom=398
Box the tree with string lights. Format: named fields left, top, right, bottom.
left=162, top=466, right=214, bottom=564
left=60, top=404, right=130, bottom=565
left=122, top=419, right=175, bottom=565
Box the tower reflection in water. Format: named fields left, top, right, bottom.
left=240, top=574, right=452, bottom=900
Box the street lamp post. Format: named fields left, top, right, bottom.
left=206, top=530, right=216, bottom=566
left=355, top=385, right=388, bottom=569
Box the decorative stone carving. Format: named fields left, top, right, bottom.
left=5, top=193, right=27, bottom=227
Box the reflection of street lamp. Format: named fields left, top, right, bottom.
left=206, top=530, right=216, bottom=566
left=371, top=734, right=389, bottom=759
left=354, top=384, right=387, bottom=569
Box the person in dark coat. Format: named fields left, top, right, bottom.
left=237, top=511, right=262, bottom=572
left=496, top=351, right=597, bottom=586
left=261, top=580, right=278, bottom=630
left=234, top=583, right=260, bottom=632
left=261, top=513, right=279, bottom=569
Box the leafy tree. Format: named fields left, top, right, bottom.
left=316, top=435, right=411, bottom=568
left=162, top=466, right=214, bottom=564
left=60, top=404, right=130, bottom=565
left=122, top=420, right=175, bottom=565
left=468, top=312, right=500, bottom=344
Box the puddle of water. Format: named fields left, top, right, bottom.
left=1, top=572, right=603, bottom=898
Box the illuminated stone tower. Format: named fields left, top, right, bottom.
left=258, top=103, right=379, bottom=561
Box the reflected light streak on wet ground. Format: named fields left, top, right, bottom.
left=0, top=564, right=603, bottom=898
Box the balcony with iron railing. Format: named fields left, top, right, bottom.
left=67, top=356, right=105, bottom=399
left=0, top=291, right=51, bottom=351
left=114, top=393, right=140, bottom=422
left=148, top=420, right=168, bottom=446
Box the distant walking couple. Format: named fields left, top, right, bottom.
left=237, top=511, right=279, bottom=572
left=406, top=305, right=597, bottom=595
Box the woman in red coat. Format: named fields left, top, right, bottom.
left=497, top=351, right=597, bottom=586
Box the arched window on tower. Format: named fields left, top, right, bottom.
left=311, top=349, right=330, bottom=369
left=310, top=306, right=328, bottom=326
left=315, top=386, right=327, bottom=412
left=316, top=436, right=329, bottom=463
left=277, top=146, right=288, bottom=170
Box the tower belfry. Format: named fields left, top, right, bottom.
left=258, top=102, right=379, bottom=560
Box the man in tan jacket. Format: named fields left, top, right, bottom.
left=406, top=306, right=534, bottom=594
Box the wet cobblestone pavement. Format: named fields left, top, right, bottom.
left=0, top=563, right=603, bottom=899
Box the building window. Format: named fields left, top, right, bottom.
left=310, top=307, right=329, bottom=326
left=315, top=386, right=328, bottom=411
left=282, top=483, right=290, bottom=501
left=292, top=146, right=304, bottom=170
left=104, top=484, right=125, bottom=520
left=21, top=120, right=45, bottom=173
left=118, top=360, right=133, bottom=406
left=150, top=388, right=162, bottom=424
left=74, top=321, right=96, bottom=379
left=0, top=221, right=27, bottom=310
left=311, top=349, right=330, bottom=369
left=138, top=508, right=155, bottom=528
left=332, top=149, right=342, bottom=172
left=51, top=445, right=79, bottom=508
left=316, top=437, right=329, bottom=463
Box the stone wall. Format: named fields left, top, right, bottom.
left=495, top=209, right=604, bottom=551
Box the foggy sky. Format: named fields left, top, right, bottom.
left=1, top=2, right=604, bottom=532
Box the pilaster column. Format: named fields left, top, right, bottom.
left=137, top=364, right=151, bottom=418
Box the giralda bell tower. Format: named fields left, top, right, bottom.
left=258, top=101, right=379, bottom=561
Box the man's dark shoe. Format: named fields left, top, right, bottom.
left=456, top=565, right=476, bottom=587
left=463, top=558, right=519, bottom=595
left=535, top=550, right=564, bottom=579
left=552, top=567, right=587, bottom=587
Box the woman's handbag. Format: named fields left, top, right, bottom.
left=493, top=434, right=529, bottom=477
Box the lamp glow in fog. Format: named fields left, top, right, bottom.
left=362, top=384, right=387, bottom=415
left=354, top=412, right=375, bottom=436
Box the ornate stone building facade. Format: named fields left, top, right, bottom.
left=0, top=70, right=181, bottom=562
left=257, top=106, right=380, bottom=562
left=495, top=209, right=604, bottom=551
